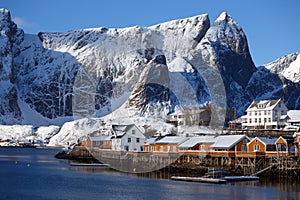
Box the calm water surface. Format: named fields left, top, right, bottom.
left=0, top=148, right=299, bottom=200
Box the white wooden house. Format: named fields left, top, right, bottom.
left=111, top=124, right=146, bottom=152
left=242, top=99, right=288, bottom=129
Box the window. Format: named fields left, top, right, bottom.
left=268, top=118, right=271, bottom=122
left=249, top=119, right=252, bottom=123
left=264, top=111, right=267, bottom=115
left=136, top=138, right=140, bottom=143
left=255, top=118, right=257, bottom=123
left=277, top=144, right=286, bottom=152
left=173, top=146, right=177, bottom=152
left=249, top=112, right=252, bottom=116
left=268, top=110, right=271, bottom=115
left=128, top=138, right=131, bottom=143
left=242, top=145, right=247, bottom=152
left=160, top=146, right=163, bottom=152
left=255, top=111, right=257, bottom=116
left=281, top=110, right=284, bottom=115
left=254, top=145, right=260, bottom=151
left=259, top=118, right=261, bottom=123
left=264, top=118, right=267, bottom=123
left=258, top=111, right=261, bottom=116
left=132, top=130, right=135, bottom=134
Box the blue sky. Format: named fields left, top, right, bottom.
left=2, top=0, right=299, bottom=66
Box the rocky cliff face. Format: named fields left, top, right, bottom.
left=0, top=8, right=23, bottom=123
left=0, top=8, right=299, bottom=125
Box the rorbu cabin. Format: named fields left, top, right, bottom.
left=144, top=137, right=157, bottom=152
left=178, top=136, right=217, bottom=155
left=247, top=137, right=277, bottom=157
left=209, top=135, right=249, bottom=157
left=85, top=135, right=112, bottom=150
left=276, top=136, right=294, bottom=156
left=153, top=136, right=189, bottom=153
left=247, top=136, right=292, bottom=157
left=294, top=132, right=300, bottom=157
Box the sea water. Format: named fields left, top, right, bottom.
left=0, top=148, right=299, bottom=200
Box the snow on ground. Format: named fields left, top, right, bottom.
left=35, top=126, right=60, bottom=141
left=48, top=118, right=104, bottom=147
left=282, top=54, right=300, bottom=82
left=0, top=125, right=34, bottom=140
left=18, top=98, right=73, bottom=126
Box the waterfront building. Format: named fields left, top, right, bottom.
left=178, top=136, right=217, bottom=155
left=209, top=135, right=250, bottom=157
left=242, top=99, right=288, bottom=129
left=285, top=110, right=300, bottom=128
left=147, top=136, right=189, bottom=153
left=110, top=124, right=146, bottom=152
left=246, top=136, right=292, bottom=157
left=84, top=135, right=112, bottom=149
left=293, top=132, right=300, bottom=157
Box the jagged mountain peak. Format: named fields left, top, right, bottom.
left=215, top=12, right=232, bottom=23
left=0, top=8, right=10, bottom=21
left=1, top=8, right=300, bottom=127
left=199, top=11, right=256, bottom=89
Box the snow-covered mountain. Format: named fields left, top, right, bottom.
left=264, top=52, right=300, bottom=83
left=0, top=8, right=300, bottom=131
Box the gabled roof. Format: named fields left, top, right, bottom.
left=112, top=124, right=134, bottom=132
left=246, top=99, right=281, bottom=111
left=256, top=137, right=277, bottom=145
left=111, top=124, right=145, bottom=138
left=210, top=135, right=247, bottom=149
left=287, top=110, right=300, bottom=122
left=155, top=136, right=189, bottom=144
left=178, top=136, right=217, bottom=148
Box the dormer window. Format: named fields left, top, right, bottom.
left=258, top=103, right=266, bottom=109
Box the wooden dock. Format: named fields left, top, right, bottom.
left=171, top=176, right=227, bottom=184
left=70, top=162, right=110, bottom=167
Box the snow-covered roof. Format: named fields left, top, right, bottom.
left=280, top=115, right=288, bottom=120
left=256, top=137, right=277, bottom=145
left=111, top=124, right=144, bottom=138
left=89, top=135, right=111, bottom=141
left=178, top=136, right=216, bottom=148
left=293, top=132, right=300, bottom=137
left=155, top=136, right=189, bottom=144
left=210, top=135, right=247, bottom=149
left=145, top=137, right=157, bottom=145
left=287, top=110, right=300, bottom=122
left=246, top=99, right=281, bottom=111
